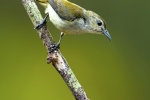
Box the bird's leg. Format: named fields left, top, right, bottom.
left=34, top=13, right=49, bottom=29
left=49, top=32, right=64, bottom=53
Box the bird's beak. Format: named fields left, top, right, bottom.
left=101, top=28, right=112, bottom=41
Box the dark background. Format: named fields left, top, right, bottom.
left=0, top=0, right=150, bottom=100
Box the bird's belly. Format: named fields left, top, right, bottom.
left=50, top=16, right=86, bottom=34
left=46, top=4, right=86, bottom=34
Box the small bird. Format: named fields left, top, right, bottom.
left=35, top=0, right=112, bottom=52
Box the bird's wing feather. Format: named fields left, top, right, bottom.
left=48, top=0, right=85, bottom=21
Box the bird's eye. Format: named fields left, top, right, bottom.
left=97, top=20, right=102, bottom=26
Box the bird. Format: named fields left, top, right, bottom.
left=34, top=0, right=112, bottom=53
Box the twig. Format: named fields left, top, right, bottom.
left=22, top=0, right=89, bottom=100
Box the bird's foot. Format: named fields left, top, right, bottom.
left=49, top=44, right=60, bottom=53
left=49, top=32, right=64, bottom=53
left=34, top=13, right=49, bottom=29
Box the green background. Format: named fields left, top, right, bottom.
left=0, top=0, right=150, bottom=100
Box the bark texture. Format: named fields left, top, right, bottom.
left=22, top=0, right=89, bottom=100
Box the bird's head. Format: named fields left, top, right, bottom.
left=35, top=0, right=49, bottom=8
left=86, top=11, right=112, bottom=41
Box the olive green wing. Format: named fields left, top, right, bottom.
left=48, top=0, right=85, bottom=21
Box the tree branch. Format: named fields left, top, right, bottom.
left=22, top=0, right=89, bottom=100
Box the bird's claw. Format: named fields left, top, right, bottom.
left=49, top=32, right=64, bottom=53
left=49, top=44, right=60, bottom=53
left=34, top=22, right=45, bottom=29
left=34, top=13, right=49, bottom=29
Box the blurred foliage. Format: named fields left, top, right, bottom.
left=0, top=0, right=149, bottom=100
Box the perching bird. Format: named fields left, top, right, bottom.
left=35, top=0, right=112, bottom=52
